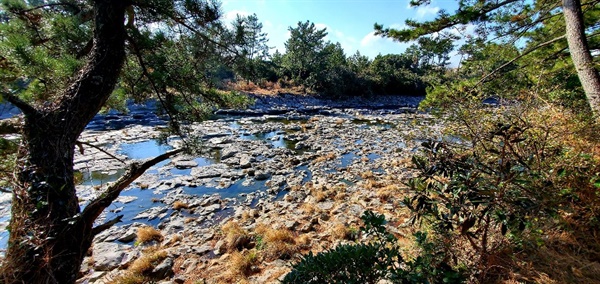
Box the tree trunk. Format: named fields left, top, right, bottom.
left=0, top=1, right=127, bottom=283
left=563, top=0, right=600, bottom=117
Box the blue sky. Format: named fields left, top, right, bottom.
left=221, top=0, right=459, bottom=59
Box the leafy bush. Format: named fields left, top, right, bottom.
left=283, top=243, right=383, bottom=284
left=283, top=211, right=465, bottom=284
left=403, top=102, right=600, bottom=281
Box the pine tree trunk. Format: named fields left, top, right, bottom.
left=563, top=0, right=600, bottom=117
left=0, top=1, right=127, bottom=283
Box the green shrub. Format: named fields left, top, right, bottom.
left=283, top=211, right=465, bottom=284
left=283, top=243, right=383, bottom=284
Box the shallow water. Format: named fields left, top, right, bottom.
left=0, top=114, right=404, bottom=251
left=0, top=215, right=8, bottom=255
left=118, top=140, right=173, bottom=160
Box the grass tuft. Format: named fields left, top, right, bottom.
left=221, top=220, right=252, bottom=252
left=136, top=226, right=163, bottom=244
left=172, top=201, right=189, bottom=210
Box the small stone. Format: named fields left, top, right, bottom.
left=151, top=257, right=174, bottom=279
left=284, top=220, right=298, bottom=230
left=254, top=170, right=271, bottom=181
left=117, top=227, right=137, bottom=243
left=92, top=242, right=130, bottom=271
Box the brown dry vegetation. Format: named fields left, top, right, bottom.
left=136, top=226, right=163, bottom=244
left=312, top=152, right=336, bottom=164
left=259, top=226, right=301, bottom=261
left=221, top=220, right=253, bottom=252
left=416, top=105, right=600, bottom=284
left=227, top=80, right=308, bottom=96
left=226, top=250, right=260, bottom=279
left=172, top=201, right=189, bottom=210
left=106, top=248, right=167, bottom=284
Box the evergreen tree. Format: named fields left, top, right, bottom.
left=281, top=20, right=328, bottom=91
left=231, top=13, right=271, bottom=83
left=375, top=0, right=600, bottom=115
left=0, top=1, right=247, bottom=282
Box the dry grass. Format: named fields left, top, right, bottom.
left=334, top=191, right=347, bottom=201
left=376, top=184, right=401, bottom=201
left=227, top=250, right=259, bottom=279
left=499, top=228, right=600, bottom=284
left=136, top=226, right=163, bottom=244
left=228, top=80, right=307, bottom=96
left=105, top=272, right=147, bottom=284
left=163, top=234, right=182, bottom=247
left=329, top=223, right=350, bottom=240
left=240, top=210, right=251, bottom=222
left=296, top=234, right=311, bottom=246
left=360, top=170, right=375, bottom=179
left=313, top=152, right=337, bottom=163
left=233, top=81, right=260, bottom=92
left=308, top=183, right=330, bottom=202
left=258, top=226, right=300, bottom=261
left=221, top=220, right=252, bottom=252
left=172, top=200, right=189, bottom=210
left=129, top=248, right=167, bottom=275
left=300, top=202, right=318, bottom=215
left=263, top=227, right=295, bottom=244
left=313, top=190, right=328, bottom=202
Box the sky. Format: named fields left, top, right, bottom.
left=220, top=0, right=459, bottom=59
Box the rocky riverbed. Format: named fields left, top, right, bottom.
left=0, top=94, right=447, bottom=283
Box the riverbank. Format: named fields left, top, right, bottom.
left=1, top=94, right=441, bottom=283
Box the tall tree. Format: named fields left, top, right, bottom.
left=375, top=0, right=600, bottom=116
left=231, top=13, right=271, bottom=83
left=281, top=20, right=328, bottom=91
left=563, top=0, right=600, bottom=114
left=0, top=0, right=246, bottom=283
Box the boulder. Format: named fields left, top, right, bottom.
left=92, top=242, right=131, bottom=271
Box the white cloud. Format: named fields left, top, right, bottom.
left=223, top=10, right=250, bottom=25
left=359, top=31, right=414, bottom=58
left=360, top=31, right=383, bottom=47
left=315, top=23, right=329, bottom=32
left=263, top=20, right=274, bottom=29
left=416, top=6, right=440, bottom=19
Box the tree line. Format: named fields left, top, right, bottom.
left=215, top=16, right=455, bottom=98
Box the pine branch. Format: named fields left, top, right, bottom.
left=92, top=215, right=123, bottom=236
left=477, top=35, right=567, bottom=85
left=18, top=2, right=82, bottom=14
left=80, top=148, right=182, bottom=229
left=1, top=92, right=37, bottom=116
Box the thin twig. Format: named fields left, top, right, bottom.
left=92, top=215, right=123, bottom=236
left=76, top=140, right=127, bottom=164
left=477, top=35, right=566, bottom=86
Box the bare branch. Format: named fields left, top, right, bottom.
left=92, top=215, right=123, bottom=236
left=80, top=148, right=183, bottom=226
left=76, top=140, right=126, bottom=164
